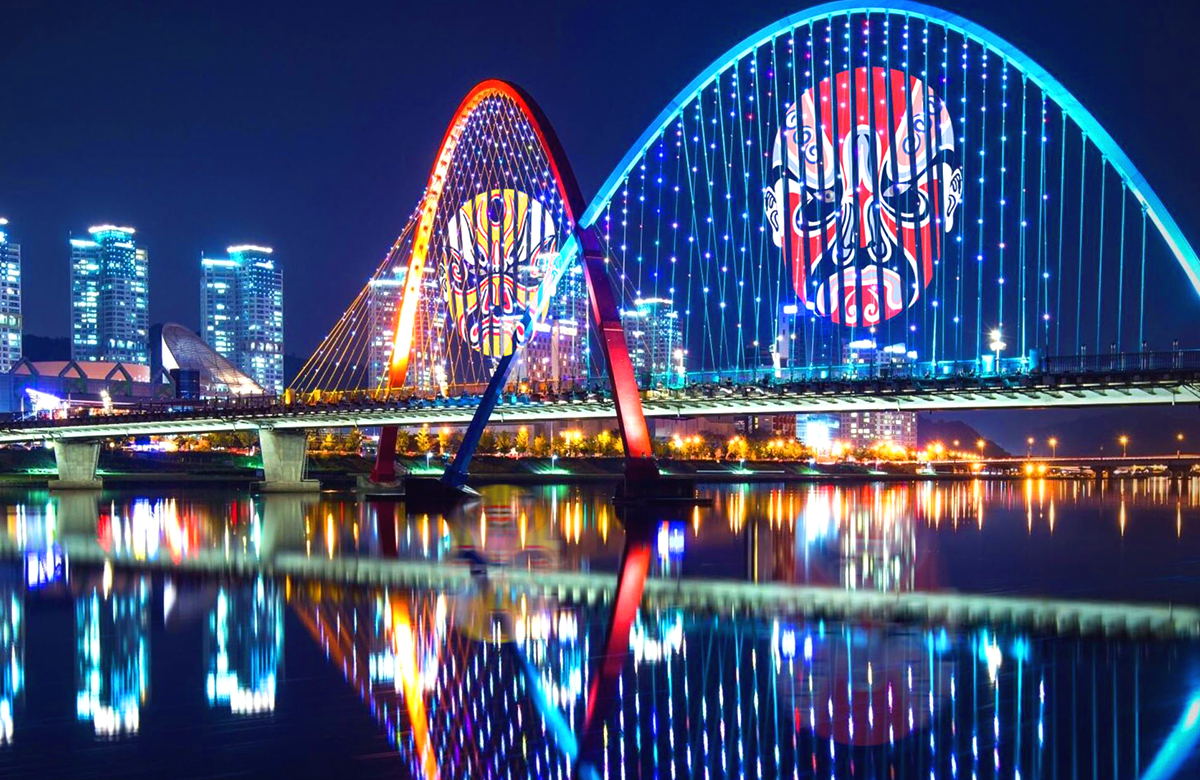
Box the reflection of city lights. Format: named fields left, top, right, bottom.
left=631, top=612, right=684, bottom=665
left=76, top=580, right=149, bottom=737
left=656, top=523, right=685, bottom=561
left=206, top=578, right=282, bottom=715
left=978, top=632, right=1003, bottom=683
left=0, top=583, right=22, bottom=746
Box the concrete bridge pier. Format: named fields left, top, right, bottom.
left=50, top=440, right=102, bottom=490
left=257, top=428, right=319, bottom=493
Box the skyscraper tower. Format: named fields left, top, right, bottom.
left=200, top=245, right=284, bottom=395
left=0, top=219, right=22, bottom=372
left=200, top=255, right=239, bottom=360
left=619, top=297, right=683, bottom=387
left=70, top=225, right=148, bottom=365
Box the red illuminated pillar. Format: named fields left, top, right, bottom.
left=579, top=228, right=660, bottom=486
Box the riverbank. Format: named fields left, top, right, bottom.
left=0, top=448, right=1115, bottom=490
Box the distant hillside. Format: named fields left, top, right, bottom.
left=1022, top=407, right=1200, bottom=457
left=918, top=418, right=1010, bottom=457
left=21, top=334, right=69, bottom=362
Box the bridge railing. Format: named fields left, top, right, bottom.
left=1041, top=350, right=1200, bottom=374
left=655, top=350, right=1200, bottom=389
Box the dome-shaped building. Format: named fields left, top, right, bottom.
left=151, top=323, right=264, bottom=397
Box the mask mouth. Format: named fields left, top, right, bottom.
left=813, top=265, right=905, bottom=327
left=467, top=311, right=526, bottom=356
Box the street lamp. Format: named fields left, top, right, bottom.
left=1178, top=433, right=1185, bottom=457
left=988, top=328, right=1006, bottom=374
left=1118, top=435, right=1129, bottom=458
left=976, top=438, right=986, bottom=458
left=1048, top=437, right=1058, bottom=459
left=1026, top=436, right=1035, bottom=457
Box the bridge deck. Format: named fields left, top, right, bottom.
left=4, top=373, right=1200, bottom=443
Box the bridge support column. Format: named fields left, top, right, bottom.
left=257, top=428, right=319, bottom=493
left=51, top=440, right=102, bottom=490
left=579, top=229, right=660, bottom=490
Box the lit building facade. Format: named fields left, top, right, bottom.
left=200, top=245, right=283, bottom=395
left=620, top=297, right=682, bottom=388
left=200, top=256, right=239, bottom=360
left=512, top=262, right=589, bottom=390
left=366, top=269, right=405, bottom=391
left=70, top=225, right=149, bottom=365
left=837, top=410, right=918, bottom=451
left=0, top=219, right=22, bottom=372
left=774, top=300, right=840, bottom=375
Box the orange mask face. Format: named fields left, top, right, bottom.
left=443, top=189, right=559, bottom=357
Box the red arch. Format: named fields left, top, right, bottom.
left=374, top=80, right=656, bottom=482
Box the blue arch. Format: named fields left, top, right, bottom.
left=578, top=0, right=1200, bottom=296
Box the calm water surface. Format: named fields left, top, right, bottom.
left=0, top=478, right=1196, bottom=778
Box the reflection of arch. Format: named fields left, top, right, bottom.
left=579, top=0, right=1200, bottom=293
left=374, top=80, right=656, bottom=488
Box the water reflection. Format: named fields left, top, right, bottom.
left=75, top=572, right=149, bottom=736
left=0, top=480, right=1195, bottom=775
left=0, top=556, right=1188, bottom=777
left=0, top=478, right=1194, bottom=604
left=0, top=567, right=20, bottom=744
left=205, top=577, right=282, bottom=715
left=288, top=580, right=1198, bottom=778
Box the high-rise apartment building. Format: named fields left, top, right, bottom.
left=70, top=225, right=148, bottom=364
left=200, top=245, right=283, bottom=395
left=512, top=262, right=589, bottom=390
left=364, top=262, right=451, bottom=396
left=620, top=297, right=683, bottom=387
left=0, top=219, right=22, bottom=371
left=200, top=256, right=239, bottom=360
left=366, top=267, right=406, bottom=390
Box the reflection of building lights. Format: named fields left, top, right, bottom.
left=24, top=546, right=64, bottom=589
left=656, top=522, right=685, bottom=561
left=206, top=578, right=282, bottom=715
left=0, top=580, right=22, bottom=746
left=630, top=611, right=684, bottom=665
left=76, top=581, right=150, bottom=737
left=978, top=632, right=1003, bottom=683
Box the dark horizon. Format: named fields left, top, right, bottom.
left=4, top=0, right=1200, bottom=357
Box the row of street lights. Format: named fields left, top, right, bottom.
left=1020, top=433, right=1185, bottom=459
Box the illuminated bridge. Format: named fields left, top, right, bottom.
left=10, top=1, right=1200, bottom=493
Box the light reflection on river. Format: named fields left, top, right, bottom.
left=0, top=478, right=1195, bottom=778
left=2, top=477, right=1197, bottom=602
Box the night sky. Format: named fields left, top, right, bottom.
left=3, top=0, right=1200, bottom=358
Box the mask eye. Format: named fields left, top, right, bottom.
left=879, top=173, right=929, bottom=221
left=794, top=187, right=837, bottom=230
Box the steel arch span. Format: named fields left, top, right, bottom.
left=579, top=0, right=1200, bottom=390
left=359, top=80, right=657, bottom=486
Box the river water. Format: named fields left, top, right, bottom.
left=0, top=478, right=1196, bottom=778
